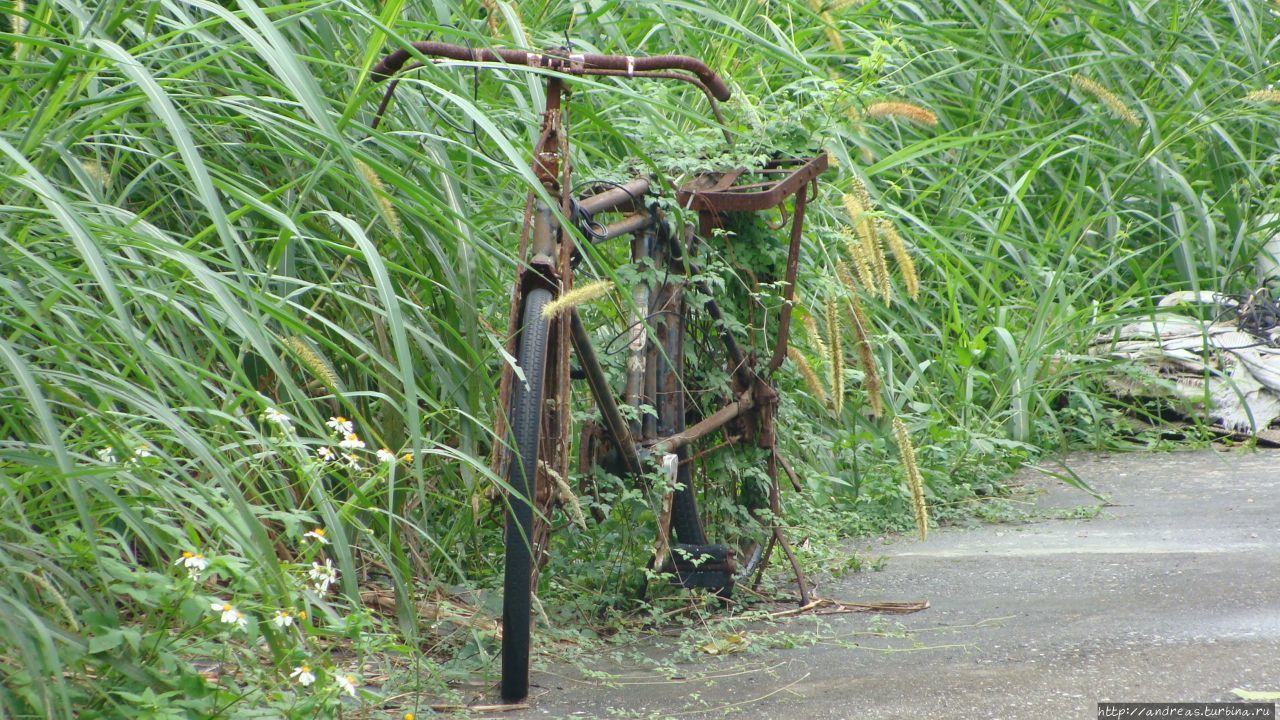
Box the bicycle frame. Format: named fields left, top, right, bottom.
left=369, top=43, right=827, bottom=702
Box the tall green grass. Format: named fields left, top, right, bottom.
left=1, top=0, right=1277, bottom=715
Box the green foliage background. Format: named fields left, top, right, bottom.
left=1, top=0, right=1277, bottom=716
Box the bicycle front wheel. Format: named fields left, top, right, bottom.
left=501, top=287, right=553, bottom=703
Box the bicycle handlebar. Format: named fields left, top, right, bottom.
left=370, top=42, right=731, bottom=102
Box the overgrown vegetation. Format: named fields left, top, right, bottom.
left=2, top=0, right=1277, bottom=716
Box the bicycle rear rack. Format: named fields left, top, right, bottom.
left=675, top=154, right=828, bottom=213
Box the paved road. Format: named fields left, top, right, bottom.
left=511, top=449, right=1280, bottom=719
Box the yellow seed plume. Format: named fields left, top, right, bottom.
left=283, top=336, right=340, bottom=387
left=867, top=228, right=892, bottom=302
left=841, top=227, right=875, bottom=293
left=846, top=110, right=864, bottom=136
left=893, top=417, right=928, bottom=541
left=865, top=101, right=938, bottom=127
left=80, top=159, right=108, bottom=188
left=844, top=183, right=892, bottom=301
left=822, top=12, right=844, bottom=50
left=834, top=261, right=858, bottom=297
left=11, top=0, right=26, bottom=35
left=1244, top=90, right=1280, bottom=104
left=841, top=191, right=878, bottom=292
left=846, top=290, right=883, bottom=417
left=826, top=297, right=843, bottom=415
left=802, top=314, right=829, bottom=365
left=541, top=280, right=612, bottom=319
left=22, top=570, right=78, bottom=631
left=787, top=346, right=828, bottom=407
left=482, top=0, right=500, bottom=37
left=1069, top=74, right=1140, bottom=128
left=878, top=217, right=919, bottom=300
left=852, top=181, right=892, bottom=301
left=806, top=0, right=844, bottom=51
left=841, top=190, right=865, bottom=226
left=835, top=261, right=884, bottom=417
left=355, top=159, right=403, bottom=239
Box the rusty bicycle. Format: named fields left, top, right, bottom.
left=369, top=42, right=827, bottom=702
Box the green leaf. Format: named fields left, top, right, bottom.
left=1231, top=689, right=1280, bottom=701
left=88, top=631, right=125, bottom=654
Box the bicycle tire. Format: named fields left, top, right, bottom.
left=501, top=287, right=553, bottom=703
left=672, top=438, right=769, bottom=583
left=670, top=454, right=707, bottom=545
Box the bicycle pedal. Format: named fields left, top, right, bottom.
left=661, top=543, right=736, bottom=595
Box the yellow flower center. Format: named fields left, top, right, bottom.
left=300, top=665, right=309, bottom=672
left=312, top=528, right=324, bottom=536
left=297, top=611, right=307, bottom=619
left=221, top=603, right=231, bottom=611
left=182, top=551, right=193, bottom=558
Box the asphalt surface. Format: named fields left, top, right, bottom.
left=507, top=449, right=1280, bottom=719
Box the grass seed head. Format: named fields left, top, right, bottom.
left=826, top=297, right=844, bottom=415
left=878, top=217, right=919, bottom=300
left=865, top=101, right=939, bottom=127
left=1069, top=74, right=1141, bottom=127
left=893, top=417, right=928, bottom=541
left=355, top=159, right=403, bottom=239
left=80, top=159, right=108, bottom=188
left=11, top=0, right=26, bottom=36
left=802, top=313, right=829, bottom=364
left=787, top=345, right=829, bottom=407
left=845, top=291, right=882, bottom=417
left=283, top=336, right=339, bottom=388
left=1244, top=89, right=1280, bottom=104
left=541, top=280, right=612, bottom=319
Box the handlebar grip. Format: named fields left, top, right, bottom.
left=369, top=42, right=731, bottom=102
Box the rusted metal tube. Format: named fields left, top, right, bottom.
left=696, top=290, right=753, bottom=390
left=624, top=227, right=655, bottom=436
left=599, top=212, right=654, bottom=240
left=649, top=389, right=755, bottom=456
left=578, top=178, right=651, bottom=216
left=569, top=310, right=644, bottom=478
left=767, top=183, right=808, bottom=375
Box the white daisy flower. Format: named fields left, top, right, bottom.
left=316, top=446, right=335, bottom=462
left=272, top=610, right=295, bottom=628
left=289, top=664, right=316, bottom=687
left=211, top=601, right=247, bottom=630
left=335, top=672, right=359, bottom=698
left=308, top=558, right=338, bottom=594
left=338, top=432, right=365, bottom=450
left=343, top=453, right=361, bottom=470
left=132, top=445, right=153, bottom=460
left=173, top=551, right=209, bottom=579
left=303, top=528, right=329, bottom=545
left=326, top=416, right=354, bottom=435
left=263, top=407, right=292, bottom=430
left=376, top=448, right=396, bottom=464
left=97, top=446, right=117, bottom=463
